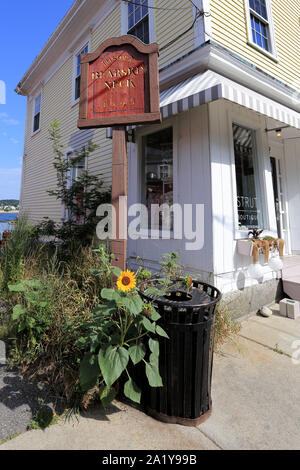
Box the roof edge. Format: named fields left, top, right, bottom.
left=15, top=0, right=85, bottom=95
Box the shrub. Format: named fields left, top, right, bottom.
left=33, top=120, right=111, bottom=256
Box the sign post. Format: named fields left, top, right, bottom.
left=78, top=36, right=161, bottom=270
left=111, top=126, right=127, bottom=271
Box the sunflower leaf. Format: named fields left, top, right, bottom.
left=148, top=338, right=159, bottom=357
left=145, top=362, right=163, bottom=387
left=98, top=346, right=129, bottom=387
left=142, top=316, right=156, bottom=333
left=156, top=325, right=169, bottom=339
left=124, top=378, right=141, bottom=404
left=112, top=267, right=122, bottom=277
left=101, top=288, right=116, bottom=300
left=80, top=353, right=100, bottom=391
left=128, top=343, right=146, bottom=365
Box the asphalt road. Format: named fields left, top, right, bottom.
left=0, top=366, right=56, bottom=441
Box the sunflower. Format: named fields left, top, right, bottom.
left=117, top=270, right=137, bottom=292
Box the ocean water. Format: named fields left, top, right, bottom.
left=0, top=213, right=18, bottom=237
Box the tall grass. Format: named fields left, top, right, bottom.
left=0, top=216, right=35, bottom=294
left=0, top=240, right=113, bottom=403
left=213, top=303, right=241, bottom=350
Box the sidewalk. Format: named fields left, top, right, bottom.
left=198, top=314, right=300, bottom=450
left=1, top=313, right=300, bottom=450
left=0, top=399, right=218, bottom=450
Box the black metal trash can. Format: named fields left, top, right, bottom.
left=139, top=278, right=221, bottom=426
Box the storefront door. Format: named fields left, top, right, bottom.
left=270, top=155, right=291, bottom=254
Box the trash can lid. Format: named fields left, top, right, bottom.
left=139, top=278, right=221, bottom=309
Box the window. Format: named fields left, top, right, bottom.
left=74, top=44, right=88, bottom=103
left=233, top=124, right=263, bottom=231
left=66, top=152, right=86, bottom=223
left=32, top=93, right=41, bottom=133
left=70, top=156, right=86, bottom=185
left=246, top=0, right=276, bottom=57
left=128, top=0, right=149, bottom=44
left=142, top=128, right=173, bottom=230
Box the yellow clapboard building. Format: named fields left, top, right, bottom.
left=16, top=0, right=300, bottom=316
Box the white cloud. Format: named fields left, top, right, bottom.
left=0, top=167, right=22, bottom=199
left=2, top=118, right=20, bottom=126
left=0, top=168, right=22, bottom=178
left=0, top=112, right=20, bottom=126
left=9, top=138, right=19, bottom=144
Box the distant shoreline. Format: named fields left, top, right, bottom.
left=0, top=211, right=19, bottom=214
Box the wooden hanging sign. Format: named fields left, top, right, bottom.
left=77, top=35, right=161, bottom=128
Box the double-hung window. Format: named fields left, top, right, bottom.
left=32, top=93, right=41, bottom=134
left=74, top=44, right=89, bottom=103
left=246, top=0, right=276, bottom=57
left=128, top=0, right=149, bottom=44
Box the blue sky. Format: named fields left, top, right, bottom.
left=0, top=0, right=74, bottom=200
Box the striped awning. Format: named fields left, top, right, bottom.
left=106, top=70, right=300, bottom=138
left=160, top=70, right=300, bottom=129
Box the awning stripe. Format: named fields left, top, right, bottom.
left=106, top=70, right=300, bottom=138
left=220, top=78, right=300, bottom=129
left=160, top=70, right=300, bottom=129
left=160, top=83, right=223, bottom=119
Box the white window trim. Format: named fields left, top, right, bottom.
left=121, top=0, right=155, bottom=43
left=62, top=148, right=88, bottom=222
left=245, top=0, right=278, bottom=62
left=31, top=89, right=42, bottom=137
left=71, top=37, right=91, bottom=107
left=136, top=117, right=178, bottom=239
left=228, top=110, right=277, bottom=240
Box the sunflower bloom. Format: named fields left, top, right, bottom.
left=117, top=270, right=136, bottom=292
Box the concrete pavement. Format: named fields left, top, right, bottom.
left=1, top=312, right=300, bottom=450
left=199, top=330, right=300, bottom=449
left=0, top=400, right=218, bottom=450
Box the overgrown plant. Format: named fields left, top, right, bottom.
left=8, top=280, right=53, bottom=362
left=28, top=400, right=57, bottom=430
left=159, top=252, right=183, bottom=279
left=213, top=303, right=241, bottom=349
left=0, top=216, right=34, bottom=293
left=34, top=119, right=111, bottom=253
left=77, top=266, right=168, bottom=407
left=90, top=244, right=120, bottom=288
left=2, top=246, right=114, bottom=401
